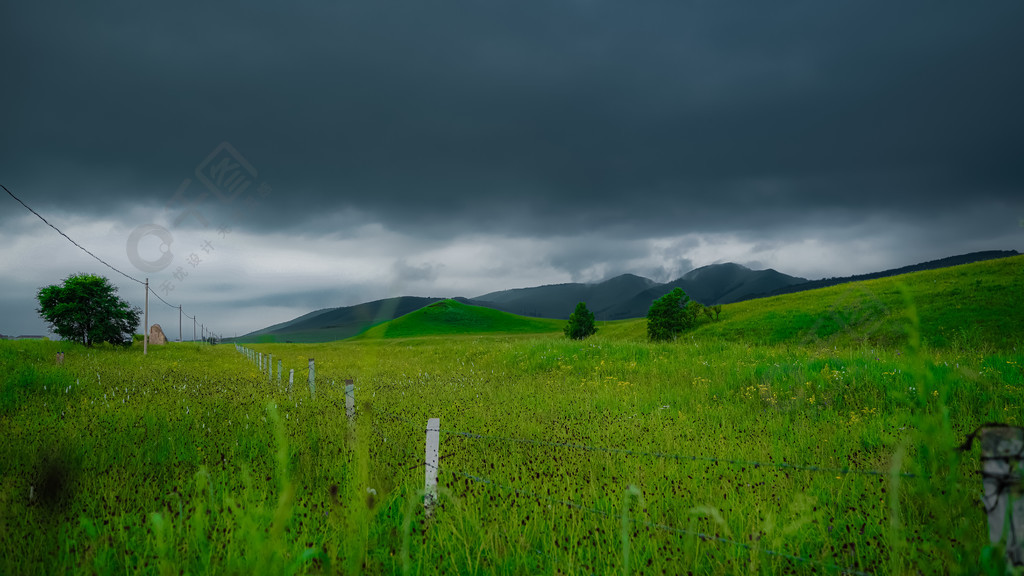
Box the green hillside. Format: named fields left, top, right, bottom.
left=354, top=299, right=565, bottom=339
left=598, top=254, right=1024, bottom=349
left=350, top=255, right=1023, bottom=348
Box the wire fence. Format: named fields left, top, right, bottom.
left=367, top=408, right=926, bottom=575
left=233, top=346, right=1021, bottom=573
left=375, top=409, right=923, bottom=480
left=443, top=466, right=874, bottom=576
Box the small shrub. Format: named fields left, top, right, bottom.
left=646, top=288, right=695, bottom=341
left=564, top=302, right=597, bottom=340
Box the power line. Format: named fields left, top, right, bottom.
left=149, top=286, right=179, bottom=309
left=4, top=184, right=217, bottom=337
left=3, top=184, right=144, bottom=285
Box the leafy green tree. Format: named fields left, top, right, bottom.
left=693, top=301, right=711, bottom=322
left=646, top=287, right=695, bottom=341
left=36, top=274, right=141, bottom=347
left=564, top=302, right=597, bottom=340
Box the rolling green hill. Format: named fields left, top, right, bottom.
left=354, top=299, right=564, bottom=340
left=352, top=255, right=1022, bottom=348
left=230, top=296, right=444, bottom=343
left=599, top=254, right=1024, bottom=349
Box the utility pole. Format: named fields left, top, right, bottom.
left=143, top=278, right=149, bottom=355
left=179, top=305, right=182, bottom=342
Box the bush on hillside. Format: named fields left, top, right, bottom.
left=564, top=302, right=597, bottom=340
left=646, top=288, right=696, bottom=341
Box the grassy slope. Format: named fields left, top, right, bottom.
left=2, top=257, right=1021, bottom=574
left=588, top=254, right=1024, bottom=349
left=5, top=326, right=1021, bottom=573
left=353, top=299, right=564, bottom=340
left=245, top=254, right=1022, bottom=345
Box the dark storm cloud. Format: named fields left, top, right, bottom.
left=4, top=1, right=1023, bottom=240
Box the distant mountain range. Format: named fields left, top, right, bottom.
left=472, top=263, right=809, bottom=320
left=232, top=250, right=1018, bottom=342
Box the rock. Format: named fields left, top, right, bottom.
left=149, top=324, right=168, bottom=345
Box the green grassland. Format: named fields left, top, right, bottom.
left=353, top=299, right=565, bottom=340
left=1, top=256, right=1022, bottom=575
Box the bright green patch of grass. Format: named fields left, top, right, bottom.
left=354, top=299, right=564, bottom=340
left=691, top=255, right=1024, bottom=349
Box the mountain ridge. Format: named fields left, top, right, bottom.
left=230, top=250, right=1018, bottom=343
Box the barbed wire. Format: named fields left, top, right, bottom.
left=371, top=410, right=924, bottom=478
left=441, top=425, right=925, bottom=479
left=445, top=467, right=874, bottom=576
left=376, top=409, right=423, bottom=427
left=371, top=411, right=923, bottom=482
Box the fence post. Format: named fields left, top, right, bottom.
left=259, top=352, right=263, bottom=372
left=425, top=418, right=440, bottom=518
left=268, top=354, right=273, bottom=382
left=288, top=369, right=294, bottom=397
left=979, top=426, right=1024, bottom=568
left=308, top=359, right=315, bottom=398
left=345, top=379, right=355, bottom=424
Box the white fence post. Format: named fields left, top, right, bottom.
left=268, top=354, right=273, bottom=382
left=259, top=352, right=263, bottom=372
left=345, top=379, right=355, bottom=424
left=308, top=359, right=315, bottom=398
left=979, top=426, right=1024, bottom=568
left=288, top=369, right=294, bottom=396
left=425, top=418, right=440, bottom=518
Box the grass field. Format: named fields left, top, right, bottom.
left=1, top=256, right=1022, bottom=574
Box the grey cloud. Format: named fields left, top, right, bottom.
left=3, top=1, right=1022, bottom=242
left=392, top=259, right=442, bottom=284
left=3, top=1, right=1023, bottom=336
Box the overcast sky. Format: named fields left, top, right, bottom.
left=3, top=1, right=1023, bottom=339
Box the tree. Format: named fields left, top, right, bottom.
left=694, top=301, right=712, bottom=322
left=646, top=287, right=695, bottom=341
left=564, top=302, right=597, bottom=340
left=36, top=274, right=141, bottom=347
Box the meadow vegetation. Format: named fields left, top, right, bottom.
left=1, top=255, right=1022, bottom=574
